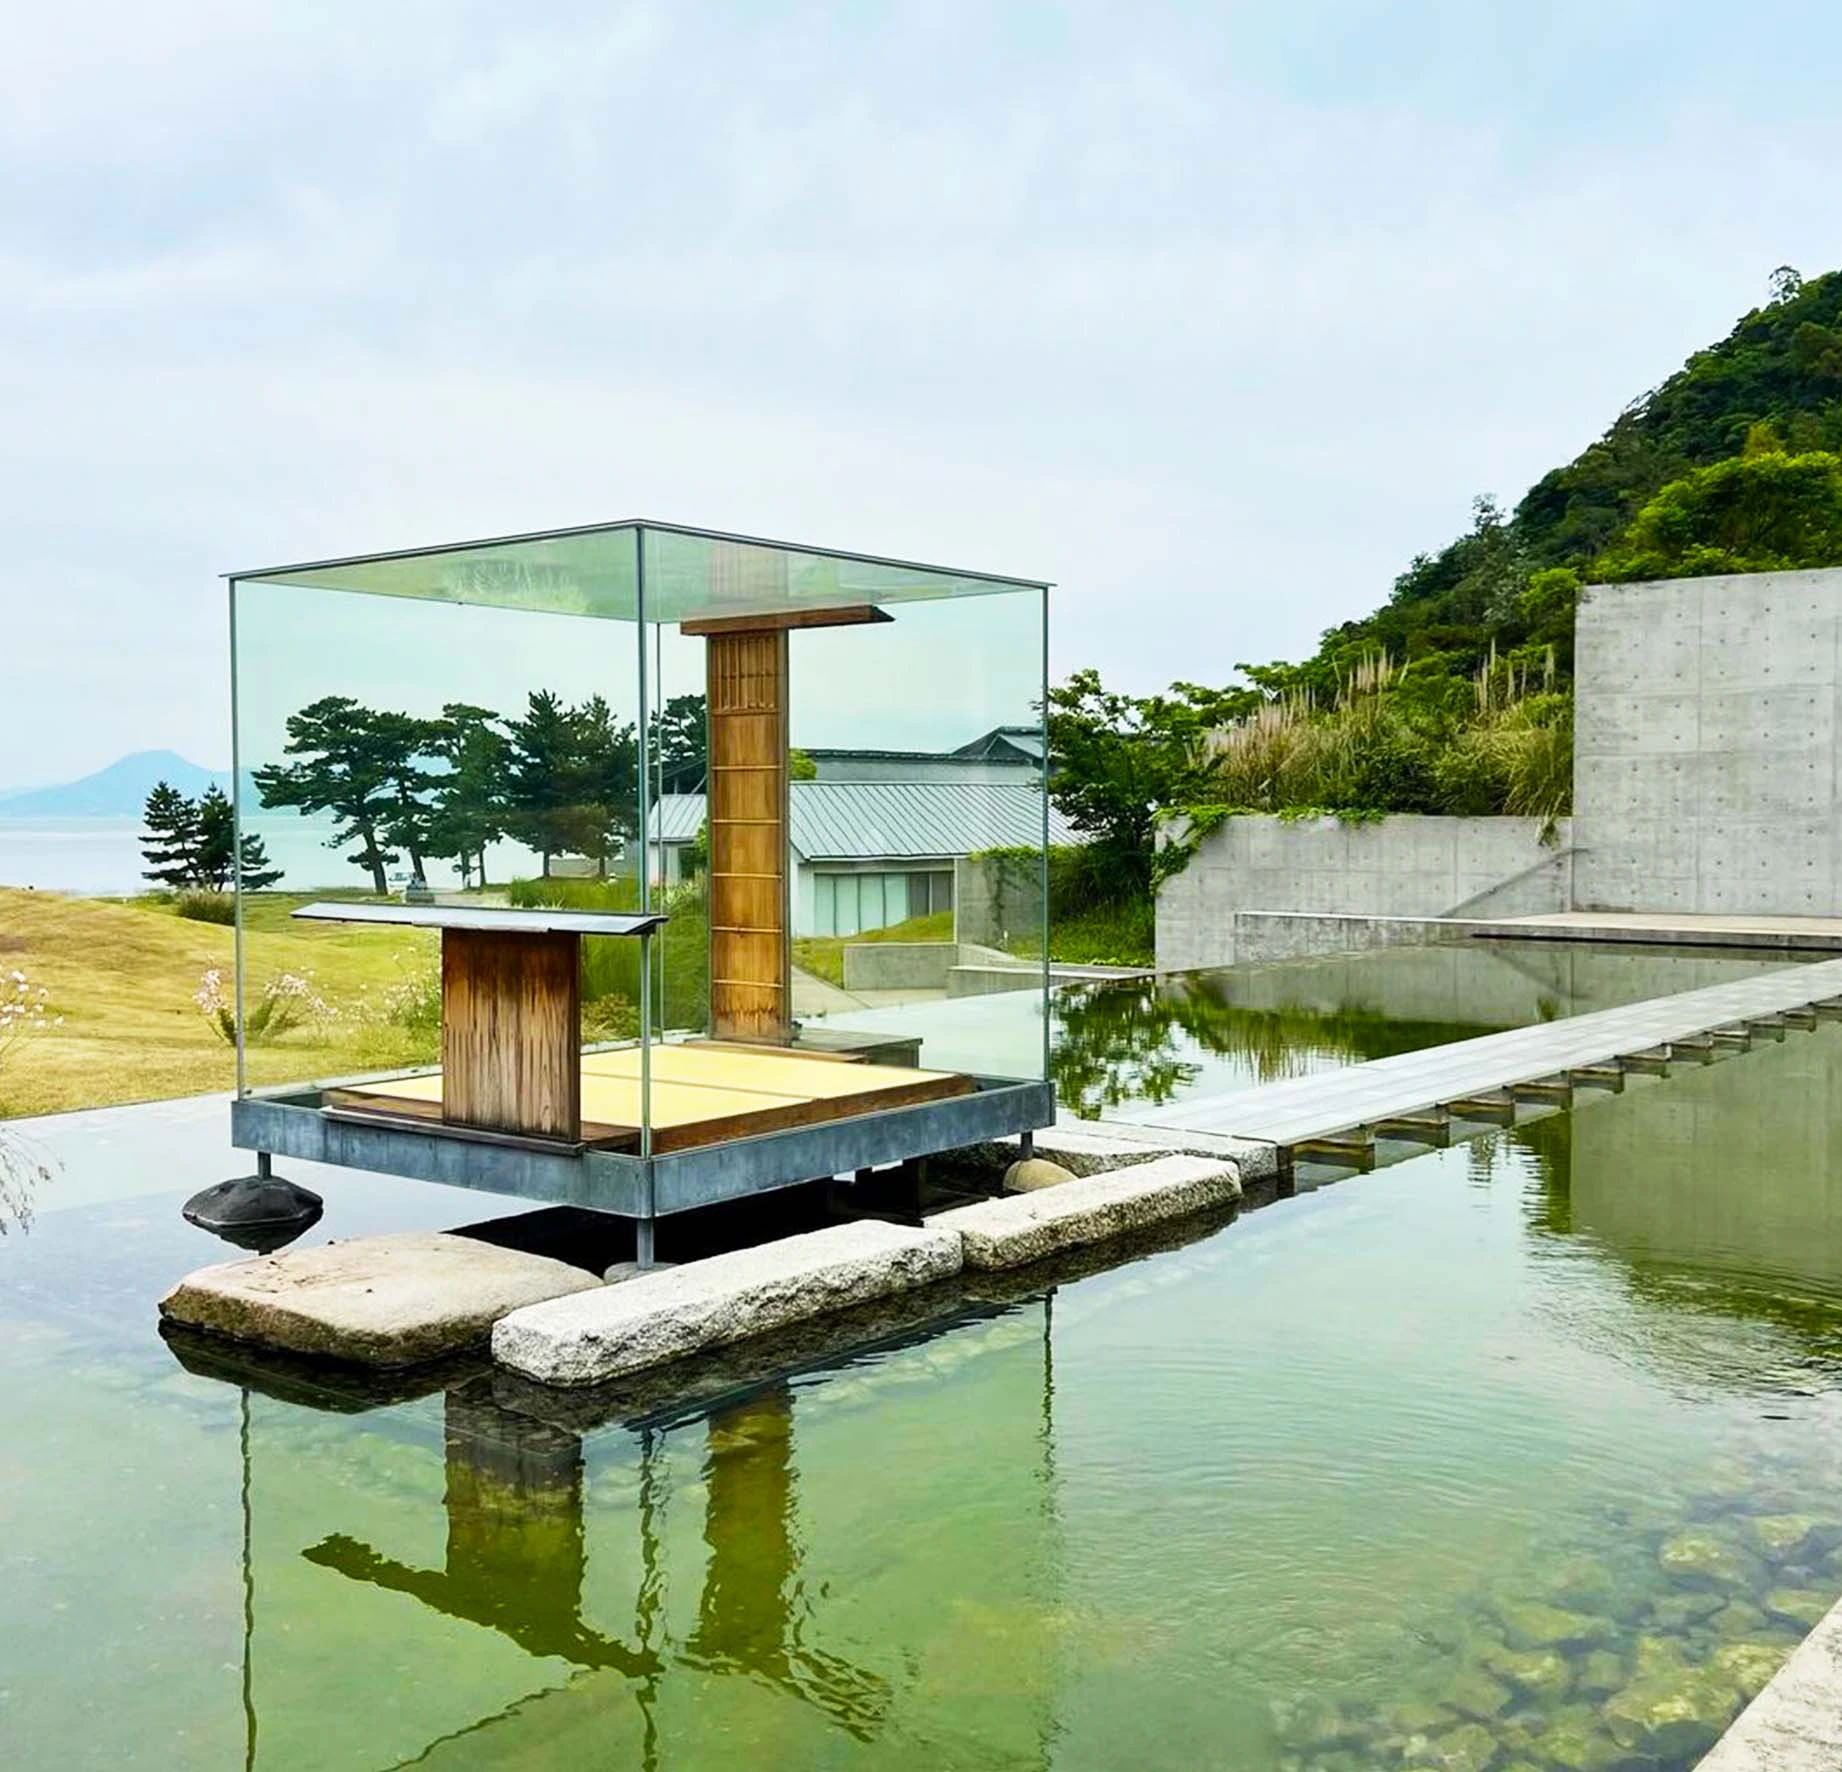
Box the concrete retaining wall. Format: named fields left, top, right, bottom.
left=954, top=851, right=1045, bottom=949
left=1156, top=815, right=1572, bottom=971
left=840, top=941, right=1017, bottom=992
left=1574, top=568, right=1842, bottom=915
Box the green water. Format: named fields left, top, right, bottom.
left=6, top=957, right=1842, bottom=1767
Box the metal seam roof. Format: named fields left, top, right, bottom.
left=647, top=782, right=1075, bottom=859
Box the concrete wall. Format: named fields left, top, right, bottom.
left=955, top=852, right=1044, bottom=949
left=1156, top=815, right=1572, bottom=971
left=1573, top=568, right=1842, bottom=914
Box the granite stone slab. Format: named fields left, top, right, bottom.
left=159, top=1231, right=603, bottom=1367
left=494, top=1218, right=963, bottom=1387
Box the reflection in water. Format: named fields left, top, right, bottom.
left=1051, top=941, right=1808, bottom=1121
left=1051, top=970, right=1497, bottom=1117
left=1514, top=1028, right=1842, bottom=1382
left=684, top=1387, right=890, bottom=1737
left=0, top=1128, right=52, bottom=1234
left=303, top=1384, right=656, bottom=1677
left=220, top=1301, right=1056, bottom=1768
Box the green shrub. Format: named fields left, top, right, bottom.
left=508, top=874, right=710, bottom=1035
left=174, top=890, right=236, bottom=925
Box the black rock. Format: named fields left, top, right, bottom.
left=181, top=1174, right=323, bottom=1252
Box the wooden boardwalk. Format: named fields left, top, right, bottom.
left=1124, top=957, right=1842, bottom=1156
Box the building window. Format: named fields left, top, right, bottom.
left=812, top=869, right=952, bottom=936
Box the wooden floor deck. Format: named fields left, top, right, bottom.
left=1122, top=957, right=1842, bottom=1155
left=329, top=1043, right=973, bottom=1154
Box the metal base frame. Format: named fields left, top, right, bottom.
left=232, top=1079, right=1055, bottom=1224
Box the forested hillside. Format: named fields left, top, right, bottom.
left=1247, top=265, right=1842, bottom=694
left=1042, top=268, right=1842, bottom=957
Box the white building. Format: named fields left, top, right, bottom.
left=649, top=778, right=1077, bottom=936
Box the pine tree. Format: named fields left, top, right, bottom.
left=141, top=781, right=201, bottom=888
left=193, top=784, right=282, bottom=890
left=504, top=690, right=579, bottom=877
left=426, top=702, right=510, bottom=889
left=254, top=696, right=405, bottom=894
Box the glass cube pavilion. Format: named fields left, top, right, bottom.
left=227, top=520, right=1053, bottom=1247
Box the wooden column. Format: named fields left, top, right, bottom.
left=706, top=628, right=792, bottom=1041
left=441, top=928, right=582, bottom=1139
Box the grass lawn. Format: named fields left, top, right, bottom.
left=792, top=909, right=956, bottom=988
left=0, top=889, right=439, bottom=1117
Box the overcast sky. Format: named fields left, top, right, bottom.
left=4, top=0, right=1840, bottom=783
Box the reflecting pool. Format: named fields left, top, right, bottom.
left=6, top=993, right=1842, bottom=1768
left=834, top=937, right=1813, bottom=1118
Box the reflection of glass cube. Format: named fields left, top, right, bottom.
left=226, top=522, right=1054, bottom=1232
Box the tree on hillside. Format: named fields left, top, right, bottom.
left=1595, top=449, right=1842, bottom=582
left=426, top=703, right=510, bottom=890
left=194, top=785, right=283, bottom=890
left=254, top=697, right=409, bottom=894
left=141, top=781, right=201, bottom=888
left=1248, top=266, right=1842, bottom=699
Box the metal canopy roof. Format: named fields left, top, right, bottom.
left=230, top=519, right=1049, bottom=626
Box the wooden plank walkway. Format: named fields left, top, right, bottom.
left=1123, top=958, right=1842, bottom=1151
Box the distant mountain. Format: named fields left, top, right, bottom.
left=0, top=750, right=230, bottom=818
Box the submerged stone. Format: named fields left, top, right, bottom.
left=1375, top=1699, right=1458, bottom=1741
left=1761, top=1586, right=1833, bottom=1632
left=1575, top=1649, right=1627, bottom=1696
left=1530, top=1708, right=1619, bottom=1772
left=1649, top=1588, right=1726, bottom=1631
left=1410, top=1722, right=1497, bottom=1772
left=1741, top=1514, right=1827, bottom=1563
left=1493, top=1598, right=1614, bottom=1651
left=1479, top=1642, right=1573, bottom=1702
left=1542, top=1550, right=1634, bottom=1617
left=1657, top=1528, right=1762, bottom=1591
left=1709, top=1639, right=1792, bottom=1693
left=1444, top=1668, right=1511, bottom=1721
left=1602, top=1656, right=1742, bottom=1760
left=1710, top=1599, right=1771, bottom=1639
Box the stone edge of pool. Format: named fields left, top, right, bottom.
left=491, top=1150, right=1245, bottom=1387
left=1697, top=1591, right=1842, bottom=1769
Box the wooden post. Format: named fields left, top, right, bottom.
left=442, top=928, right=582, bottom=1139
left=706, top=629, right=792, bottom=1041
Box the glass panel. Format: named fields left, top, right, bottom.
left=236, top=522, right=1045, bottom=627
left=640, top=525, right=1044, bottom=626
left=230, top=577, right=644, bottom=1110
left=643, top=617, right=711, bottom=1046
left=241, top=524, right=642, bottom=621
left=787, top=588, right=1048, bottom=1082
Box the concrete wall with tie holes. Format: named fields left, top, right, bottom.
left=1572, top=568, right=1842, bottom=915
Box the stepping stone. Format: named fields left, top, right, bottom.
left=931, top=1154, right=1241, bottom=1272
left=494, top=1219, right=963, bottom=1388
left=159, top=1231, right=603, bottom=1368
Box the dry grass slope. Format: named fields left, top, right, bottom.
left=0, top=889, right=438, bottom=1117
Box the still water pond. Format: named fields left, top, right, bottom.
left=6, top=963, right=1842, bottom=1769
